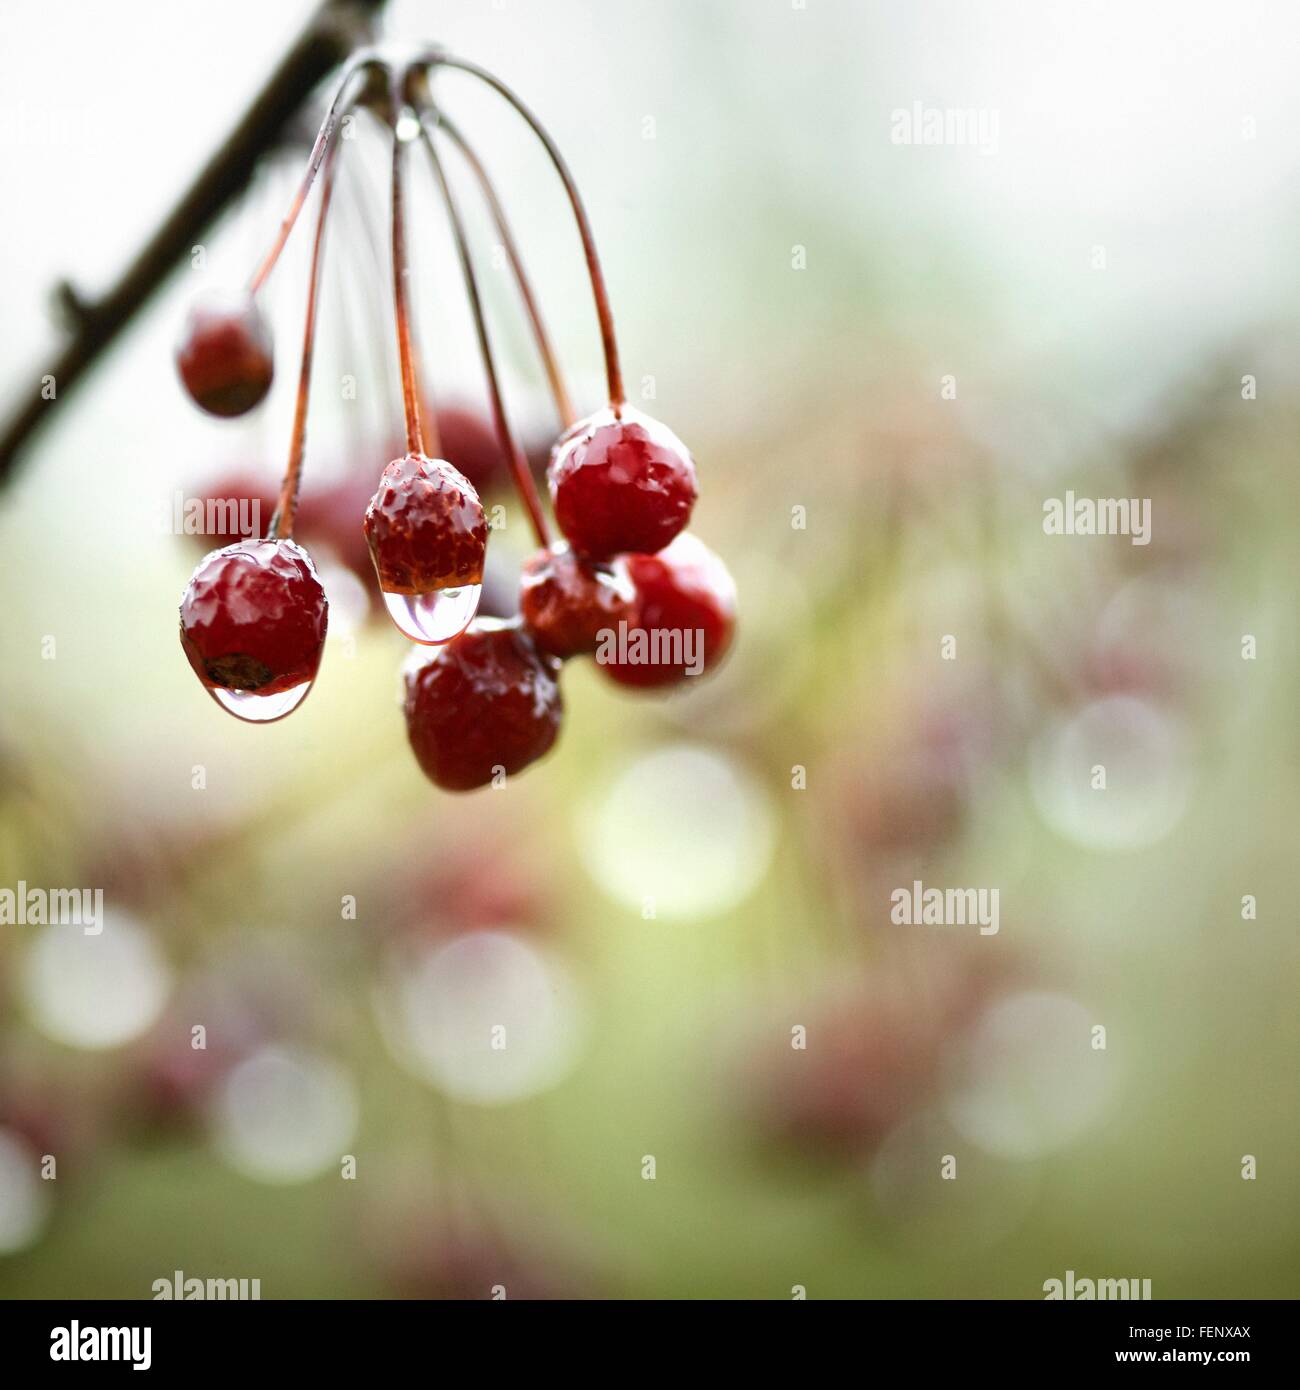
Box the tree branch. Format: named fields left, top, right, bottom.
left=0, top=0, right=388, bottom=484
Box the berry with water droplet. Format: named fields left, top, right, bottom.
left=404, top=620, right=562, bottom=791
left=601, top=533, right=736, bottom=688
left=548, top=405, right=696, bottom=561
left=179, top=538, right=327, bottom=721
left=518, top=542, right=634, bottom=659
left=175, top=293, right=274, bottom=417
left=365, top=453, right=487, bottom=643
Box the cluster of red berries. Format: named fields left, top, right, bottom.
left=176, top=47, right=736, bottom=790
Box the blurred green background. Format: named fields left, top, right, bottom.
left=0, top=0, right=1297, bottom=1298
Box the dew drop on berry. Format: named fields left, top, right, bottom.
left=209, top=681, right=315, bottom=723
left=383, top=584, right=482, bottom=645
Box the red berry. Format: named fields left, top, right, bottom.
left=404, top=620, right=562, bottom=791
left=364, top=453, right=487, bottom=595
left=179, top=539, right=327, bottom=717
left=548, top=406, right=696, bottom=560
left=518, top=542, right=634, bottom=659
left=175, top=294, right=274, bottom=418
left=600, top=533, right=736, bottom=688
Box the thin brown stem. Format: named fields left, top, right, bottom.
left=250, top=50, right=383, bottom=296
left=428, top=54, right=625, bottom=414
left=415, top=105, right=550, bottom=547
left=434, top=109, right=575, bottom=429
left=269, top=140, right=341, bottom=539
left=389, top=82, right=432, bottom=458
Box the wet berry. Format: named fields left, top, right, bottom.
left=176, top=294, right=274, bottom=417
left=404, top=620, right=562, bottom=791
left=600, top=533, right=736, bottom=688
left=548, top=405, right=696, bottom=560
left=519, top=542, right=634, bottom=659
left=179, top=539, right=327, bottom=717
left=365, top=453, right=489, bottom=643
left=364, top=453, right=487, bottom=595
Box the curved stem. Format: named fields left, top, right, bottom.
left=427, top=54, right=625, bottom=414
left=415, top=105, right=550, bottom=547
left=249, top=50, right=382, bottom=296
left=434, top=109, right=575, bottom=430
left=269, top=137, right=341, bottom=539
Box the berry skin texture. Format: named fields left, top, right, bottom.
left=175, top=294, right=274, bottom=418
left=600, top=532, right=737, bottom=689
left=364, top=453, right=487, bottom=595
left=548, top=405, right=697, bottom=561
left=519, top=542, right=634, bottom=659
left=179, top=539, right=328, bottom=694
left=404, top=620, right=563, bottom=791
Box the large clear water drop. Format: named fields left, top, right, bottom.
left=383, top=584, right=481, bottom=644
left=210, top=681, right=314, bottom=723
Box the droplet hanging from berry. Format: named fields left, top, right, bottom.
left=365, top=453, right=488, bottom=644
left=383, top=585, right=484, bottom=646
left=179, top=539, right=328, bottom=722
left=209, top=683, right=315, bottom=722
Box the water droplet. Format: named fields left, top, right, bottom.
left=383, top=585, right=481, bottom=644
left=394, top=109, right=421, bottom=143
left=210, top=681, right=314, bottom=723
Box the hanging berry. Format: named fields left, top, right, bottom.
left=601, top=534, right=737, bottom=689
left=548, top=407, right=697, bottom=561
left=172, top=43, right=737, bottom=781
left=518, top=542, right=634, bottom=660
left=179, top=539, right=328, bottom=721
left=404, top=621, right=563, bottom=791
left=175, top=294, right=274, bottom=417
left=364, top=453, right=487, bottom=643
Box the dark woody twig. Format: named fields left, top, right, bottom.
left=0, top=0, right=388, bottom=485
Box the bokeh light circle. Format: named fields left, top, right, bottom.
left=581, top=744, right=776, bottom=919
left=22, top=915, right=171, bottom=1050
left=943, top=991, right=1117, bottom=1159
left=377, top=930, right=585, bottom=1105
left=211, top=1045, right=358, bottom=1184
left=1029, top=695, right=1192, bottom=850
left=0, top=1128, right=51, bottom=1254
